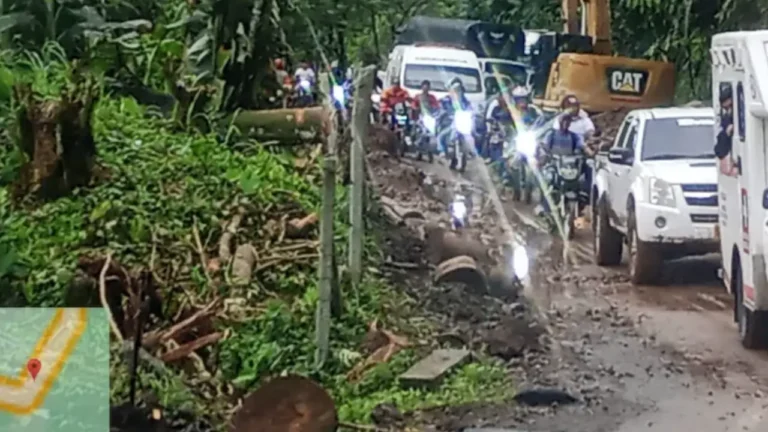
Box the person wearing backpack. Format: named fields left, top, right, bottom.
left=535, top=114, right=593, bottom=216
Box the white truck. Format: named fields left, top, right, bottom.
left=711, top=31, right=768, bottom=349
left=591, top=107, right=718, bottom=285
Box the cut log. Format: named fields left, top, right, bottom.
left=231, top=107, right=327, bottom=142
left=425, top=226, right=491, bottom=265
left=434, top=255, right=488, bottom=293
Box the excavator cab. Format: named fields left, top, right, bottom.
left=533, top=0, right=675, bottom=112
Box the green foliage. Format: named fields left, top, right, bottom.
left=217, top=275, right=514, bottom=423
left=0, top=0, right=153, bottom=58
left=0, top=93, right=317, bottom=304
left=334, top=356, right=514, bottom=422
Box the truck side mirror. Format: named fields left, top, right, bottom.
left=763, top=188, right=768, bottom=209
left=608, top=147, right=632, bottom=165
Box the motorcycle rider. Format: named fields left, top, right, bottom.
left=274, top=58, right=289, bottom=87
left=408, top=80, right=440, bottom=155
left=411, top=80, right=440, bottom=119
left=380, top=78, right=412, bottom=128
left=535, top=114, right=592, bottom=216
left=292, top=61, right=316, bottom=105
left=294, top=61, right=316, bottom=85
left=438, top=78, right=474, bottom=155
left=553, top=94, right=595, bottom=212
left=483, top=86, right=514, bottom=162
left=553, top=94, right=595, bottom=138
left=510, top=86, right=541, bottom=130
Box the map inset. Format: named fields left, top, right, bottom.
left=0, top=308, right=109, bottom=431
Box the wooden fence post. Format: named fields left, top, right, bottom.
left=348, top=65, right=376, bottom=287
left=315, top=72, right=338, bottom=368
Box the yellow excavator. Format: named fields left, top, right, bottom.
left=536, top=0, right=675, bottom=112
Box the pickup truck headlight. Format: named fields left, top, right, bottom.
left=649, top=177, right=675, bottom=207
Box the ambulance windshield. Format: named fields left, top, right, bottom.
left=641, top=118, right=716, bottom=160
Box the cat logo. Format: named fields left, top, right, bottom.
left=606, top=67, right=649, bottom=96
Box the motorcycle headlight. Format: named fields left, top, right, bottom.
left=371, top=94, right=380, bottom=103
left=300, top=79, right=311, bottom=90
left=455, top=111, right=473, bottom=135
left=649, top=177, right=676, bottom=207
left=516, top=131, right=538, bottom=159
left=451, top=201, right=467, bottom=220
left=512, top=244, right=529, bottom=279
left=332, top=85, right=345, bottom=104
left=558, top=160, right=580, bottom=180
left=423, top=115, right=436, bottom=134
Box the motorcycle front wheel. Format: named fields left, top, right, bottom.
left=564, top=200, right=578, bottom=240
left=455, top=136, right=467, bottom=172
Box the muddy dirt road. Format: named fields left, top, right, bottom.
left=368, top=149, right=768, bottom=432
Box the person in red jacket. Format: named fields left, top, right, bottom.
left=379, top=78, right=411, bottom=125
left=410, top=80, right=440, bottom=119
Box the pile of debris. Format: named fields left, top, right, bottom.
left=586, top=108, right=630, bottom=152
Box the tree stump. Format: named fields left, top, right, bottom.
left=229, top=375, right=337, bottom=432
left=13, top=76, right=99, bottom=199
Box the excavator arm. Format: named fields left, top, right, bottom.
left=561, top=0, right=612, bottom=55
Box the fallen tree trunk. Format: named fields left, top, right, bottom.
left=231, top=107, right=327, bottom=143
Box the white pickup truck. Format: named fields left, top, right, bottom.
left=591, top=107, right=719, bottom=285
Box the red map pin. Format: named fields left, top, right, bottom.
left=27, top=358, right=41, bottom=381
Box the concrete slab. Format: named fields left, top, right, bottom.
left=399, top=348, right=470, bottom=388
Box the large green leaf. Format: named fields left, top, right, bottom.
left=0, top=66, right=13, bottom=102
left=0, top=12, right=35, bottom=33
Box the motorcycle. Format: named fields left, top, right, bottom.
left=295, top=79, right=314, bottom=107
left=547, top=154, right=585, bottom=240
left=486, top=120, right=507, bottom=162
left=450, top=195, right=469, bottom=229
left=331, top=84, right=349, bottom=128
left=504, top=130, right=538, bottom=204
left=392, top=102, right=412, bottom=156
left=408, top=112, right=438, bottom=162
left=370, top=92, right=381, bottom=123
left=446, top=109, right=473, bottom=172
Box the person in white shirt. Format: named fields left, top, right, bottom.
left=294, top=62, right=316, bottom=85
left=552, top=94, right=595, bottom=139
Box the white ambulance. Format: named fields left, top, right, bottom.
left=711, top=31, right=768, bottom=349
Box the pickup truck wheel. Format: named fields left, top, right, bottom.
left=593, top=199, right=622, bottom=266
left=627, top=215, right=662, bottom=285
left=735, top=265, right=768, bottom=349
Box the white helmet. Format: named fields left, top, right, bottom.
left=511, top=86, right=529, bottom=98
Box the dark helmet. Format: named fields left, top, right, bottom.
left=449, top=78, right=465, bottom=91
left=561, top=94, right=579, bottom=110
left=719, top=83, right=733, bottom=103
